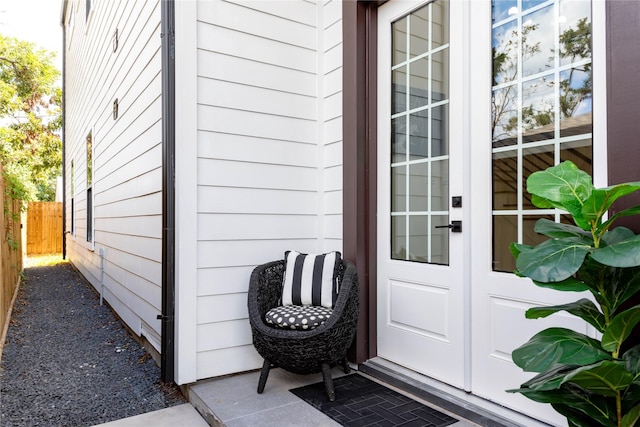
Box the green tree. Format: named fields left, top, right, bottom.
left=0, top=34, right=61, bottom=201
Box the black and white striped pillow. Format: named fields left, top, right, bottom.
left=281, top=251, right=341, bottom=309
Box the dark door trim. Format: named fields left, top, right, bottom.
left=606, top=0, right=640, bottom=230
left=342, top=0, right=385, bottom=363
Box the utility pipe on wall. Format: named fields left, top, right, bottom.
left=99, top=247, right=105, bottom=305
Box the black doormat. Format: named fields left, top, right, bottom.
left=290, top=374, right=458, bottom=427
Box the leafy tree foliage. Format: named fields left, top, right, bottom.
left=0, top=34, right=61, bottom=201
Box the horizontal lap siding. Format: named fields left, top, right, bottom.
left=194, top=0, right=346, bottom=379
left=323, top=0, right=343, bottom=245
left=64, top=0, right=163, bottom=350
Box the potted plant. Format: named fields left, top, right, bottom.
left=508, top=160, right=640, bottom=427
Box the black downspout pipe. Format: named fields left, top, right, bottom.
left=61, top=13, right=67, bottom=260
left=160, top=0, right=176, bottom=384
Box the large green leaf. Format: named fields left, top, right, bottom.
left=527, top=161, right=593, bottom=207
left=526, top=299, right=606, bottom=332
left=509, top=242, right=531, bottom=262
left=518, top=365, right=579, bottom=391
left=583, top=183, right=640, bottom=224
left=553, top=401, right=616, bottom=427
left=602, top=227, right=636, bottom=246
left=622, top=404, right=640, bottom=427
left=512, top=383, right=617, bottom=426
left=577, top=262, right=640, bottom=314
left=516, top=237, right=592, bottom=282
left=512, top=327, right=611, bottom=373
left=532, top=277, right=590, bottom=292
left=622, top=384, right=640, bottom=413
left=534, top=218, right=593, bottom=240
left=602, top=306, right=640, bottom=353
left=563, top=361, right=633, bottom=397
left=602, top=206, right=640, bottom=236
left=531, top=193, right=554, bottom=209
left=591, top=236, right=640, bottom=268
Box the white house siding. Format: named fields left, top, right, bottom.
left=193, top=0, right=343, bottom=380
left=64, top=0, right=164, bottom=351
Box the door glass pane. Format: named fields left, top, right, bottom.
left=521, top=74, right=555, bottom=143
left=491, top=0, right=593, bottom=272
left=492, top=150, right=517, bottom=210
left=390, top=0, right=450, bottom=265
left=521, top=5, right=554, bottom=77
left=392, top=66, right=407, bottom=114
left=431, top=215, right=449, bottom=265
left=409, top=162, right=428, bottom=212
left=493, top=215, right=517, bottom=272
left=492, top=84, right=518, bottom=147
left=392, top=117, right=406, bottom=163
left=391, top=165, right=406, bottom=212
left=391, top=215, right=407, bottom=259
left=410, top=58, right=429, bottom=109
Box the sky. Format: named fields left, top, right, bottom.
left=0, top=0, right=63, bottom=71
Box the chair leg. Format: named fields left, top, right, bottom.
left=257, top=359, right=271, bottom=394
left=321, top=363, right=335, bottom=402
left=341, top=358, right=351, bottom=374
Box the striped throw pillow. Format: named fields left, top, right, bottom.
left=281, top=251, right=341, bottom=309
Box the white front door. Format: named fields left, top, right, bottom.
left=377, top=0, right=600, bottom=424
left=377, top=0, right=465, bottom=389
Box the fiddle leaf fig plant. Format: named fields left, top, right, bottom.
left=508, top=160, right=640, bottom=427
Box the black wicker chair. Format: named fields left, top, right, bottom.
left=248, top=258, right=359, bottom=401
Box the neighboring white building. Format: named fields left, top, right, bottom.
left=61, top=1, right=640, bottom=426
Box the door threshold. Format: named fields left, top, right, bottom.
left=360, top=358, right=552, bottom=427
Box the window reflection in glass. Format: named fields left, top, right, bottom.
left=431, top=105, right=448, bottom=157
left=522, top=144, right=554, bottom=209
left=493, top=215, right=517, bottom=273
left=410, top=58, right=429, bottom=109
left=560, top=67, right=592, bottom=137
left=492, top=20, right=518, bottom=85
left=492, top=150, right=517, bottom=211
left=392, top=117, right=406, bottom=163
left=410, top=7, right=429, bottom=58
left=392, top=17, right=407, bottom=66
left=390, top=0, right=450, bottom=265
left=409, top=162, right=428, bottom=212
left=431, top=160, right=449, bottom=212
left=432, top=49, right=449, bottom=102
left=409, top=109, right=429, bottom=160
left=431, top=0, right=449, bottom=48
left=560, top=138, right=592, bottom=176
left=409, top=215, right=428, bottom=262
left=491, top=0, right=592, bottom=273
left=391, top=165, right=406, bottom=212
left=392, top=66, right=407, bottom=115
left=492, top=84, right=518, bottom=147
left=430, top=215, right=450, bottom=265
left=559, top=0, right=592, bottom=67
left=492, top=0, right=517, bottom=24
left=392, top=215, right=407, bottom=260
left=522, top=6, right=555, bottom=77
left=521, top=75, right=555, bottom=143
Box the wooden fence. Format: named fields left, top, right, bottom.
left=26, top=202, right=62, bottom=255
left=0, top=169, right=24, bottom=347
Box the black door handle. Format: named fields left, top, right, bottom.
left=435, top=220, right=462, bottom=232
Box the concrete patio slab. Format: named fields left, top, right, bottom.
left=91, top=404, right=208, bottom=427
left=187, top=367, right=481, bottom=427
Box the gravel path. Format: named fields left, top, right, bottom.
left=0, top=259, right=186, bottom=427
